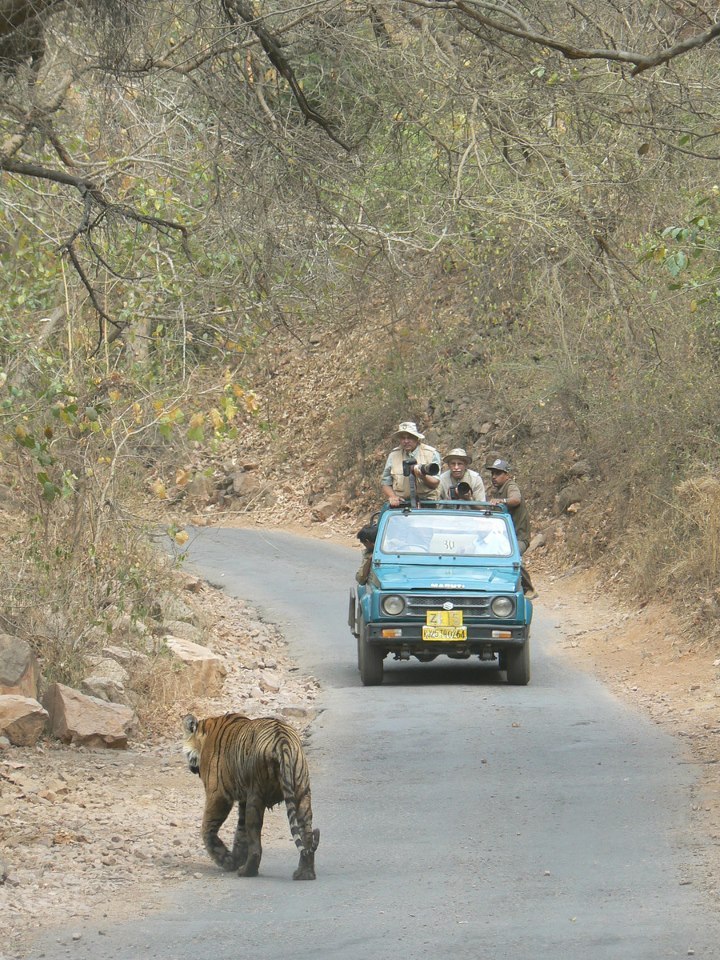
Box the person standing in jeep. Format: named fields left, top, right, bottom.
left=381, top=421, right=441, bottom=507
left=438, top=448, right=486, bottom=501
left=486, top=458, right=537, bottom=599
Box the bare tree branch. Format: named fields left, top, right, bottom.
left=403, top=0, right=720, bottom=77
left=2, top=156, right=192, bottom=342
left=221, top=0, right=351, bottom=150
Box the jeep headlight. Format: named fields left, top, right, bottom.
left=382, top=595, right=406, bottom=616
left=490, top=596, right=514, bottom=617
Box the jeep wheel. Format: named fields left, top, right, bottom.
left=359, top=629, right=384, bottom=686
left=505, top=639, right=530, bottom=686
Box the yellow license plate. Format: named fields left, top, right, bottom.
left=426, top=609, right=464, bottom=627
left=422, top=626, right=468, bottom=641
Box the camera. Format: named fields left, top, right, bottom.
left=403, top=457, right=439, bottom=477
left=451, top=481, right=471, bottom=500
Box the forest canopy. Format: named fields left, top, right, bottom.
left=1, top=1, right=720, bottom=658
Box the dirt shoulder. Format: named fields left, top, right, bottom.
left=2, top=523, right=720, bottom=956
left=0, top=578, right=320, bottom=959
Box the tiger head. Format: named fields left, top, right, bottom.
left=182, top=714, right=203, bottom=775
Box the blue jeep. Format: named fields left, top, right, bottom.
left=348, top=501, right=533, bottom=686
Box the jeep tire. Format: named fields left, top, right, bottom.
left=505, top=637, right=530, bottom=686
left=359, top=625, right=384, bottom=686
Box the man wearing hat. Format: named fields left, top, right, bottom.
left=486, top=458, right=537, bottom=598
left=439, top=448, right=486, bottom=501
left=381, top=421, right=441, bottom=507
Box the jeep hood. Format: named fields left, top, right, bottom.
left=375, top=562, right=519, bottom=592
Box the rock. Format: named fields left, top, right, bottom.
left=85, top=659, right=130, bottom=684
left=281, top=705, right=311, bottom=718
left=161, top=620, right=203, bottom=643
left=0, top=634, right=40, bottom=698
left=568, top=460, right=592, bottom=478
left=186, top=474, right=214, bottom=501
left=163, top=636, right=227, bottom=696
left=100, top=608, right=149, bottom=642
left=556, top=484, right=584, bottom=514
left=182, top=577, right=204, bottom=594
left=81, top=676, right=127, bottom=704
left=82, top=658, right=130, bottom=704
left=0, top=695, right=48, bottom=746
left=311, top=493, right=345, bottom=522
left=42, top=683, right=137, bottom=749
left=230, top=470, right=262, bottom=498
left=528, top=532, right=546, bottom=552
left=259, top=673, right=281, bottom=694
left=0, top=695, right=47, bottom=744
left=101, top=645, right=149, bottom=666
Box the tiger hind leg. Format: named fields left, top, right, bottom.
left=231, top=805, right=249, bottom=870
left=293, top=828, right=320, bottom=881
left=201, top=796, right=237, bottom=871
left=236, top=796, right=264, bottom=877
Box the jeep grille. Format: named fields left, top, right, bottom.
left=403, top=594, right=491, bottom=617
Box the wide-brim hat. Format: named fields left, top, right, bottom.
left=394, top=421, right=425, bottom=441
left=486, top=457, right=511, bottom=473
left=443, top=447, right=472, bottom=465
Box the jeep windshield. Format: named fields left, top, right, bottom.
left=380, top=512, right=512, bottom=558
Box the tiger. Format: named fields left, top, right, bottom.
left=182, top=712, right=319, bottom=880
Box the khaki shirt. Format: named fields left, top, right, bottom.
left=355, top=549, right=373, bottom=585
left=439, top=468, right=486, bottom=501
left=494, top=478, right=530, bottom=546
left=382, top=443, right=441, bottom=500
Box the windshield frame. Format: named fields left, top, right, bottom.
left=379, top=510, right=514, bottom=559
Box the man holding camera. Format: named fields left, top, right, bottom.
left=439, top=448, right=486, bottom=501
left=381, top=421, right=441, bottom=507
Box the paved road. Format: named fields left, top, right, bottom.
left=28, top=527, right=720, bottom=958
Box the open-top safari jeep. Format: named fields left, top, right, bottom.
left=348, top=500, right=533, bottom=686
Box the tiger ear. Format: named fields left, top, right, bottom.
left=183, top=714, right=198, bottom=733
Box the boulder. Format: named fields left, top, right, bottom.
left=0, top=634, right=40, bottom=698
left=231, top=470, right=262, bottom=498
left=0, top=695, right=48, bottom=746
left=161, top=620, right=203, bottom=643
left=568, top=460, right=592, bottom=479
left=310, top=493, right=345, bottom=522
left=528, top=532, right=546, bottom=553
left=42, top=683, right=137, bottom=749
left=163, top=636, right=227, bottom=696
left=85, top=658, right=130, bottom=683
left=186, top=474, right=214, bottom=501
left=101, top=645, right=149, bottom=667
left=81, top=659, right=130, bottom=704
left=556, top=484, right=585, bottom=514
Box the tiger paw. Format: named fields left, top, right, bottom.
left=237, top=854, right=260, bottom=877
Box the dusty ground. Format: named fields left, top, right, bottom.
left=1, top=521, right=720, bottom=958
left=0, top=573, right=320, bottom=959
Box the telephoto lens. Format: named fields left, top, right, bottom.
left=420, top=462, right=440, bottom=477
